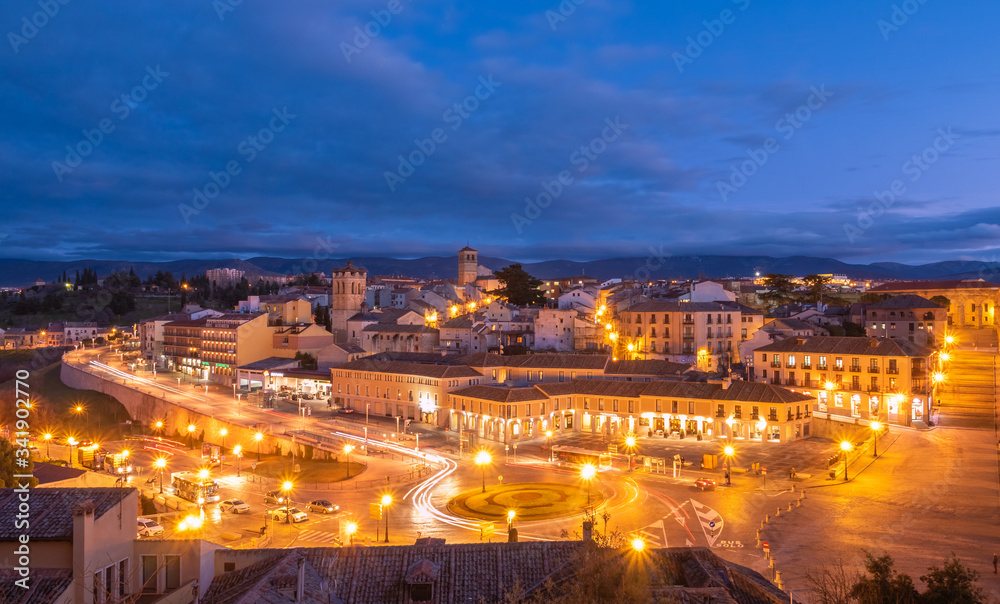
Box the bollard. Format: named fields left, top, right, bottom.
left=788, top=502, right=793, bottom=512
left=769, top=556, right=775, bottom=569
left=791, top=484, right=795, bottom=492
left=802, top=490, right=806, bottom=499
left=796, top=497, right=802, bottom=507
left=775, top=507, right=780, bottom=517
left=756, top=529, right=761, bottom=548
left=765, top=514, right=770, bottom=524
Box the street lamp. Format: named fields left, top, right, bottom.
left=870, top=421, right=883, bottom=458
left=154, top=421, right=164, bottom=436
left=254, top=432, right=264, bottom=461
left=233, top=445, right=242, bottom=477
left=475, top=450, right=492, bottom=493
left=840, top=441, right=852, bottom=481
left=345, top=521, right=358, bottom=546
left=624, top=434, right=637, bottom=471
left=42, top=433, right=52, bottom=459
left=507, top=509, right=516, bottom=534
left=723, top=445, right=735, bottom=485
left=187, top=424, right=196, bottom=449
left=220, top=428, right=228, bottom=450
left=154, top=457, right=167, bottom=493
left=67, top=437, right=77, bottom=467
left=381, top=494, right=392, bottom=542
left=631, top=536, right=646, bottom=552
left=545, top=430, right=553, bottom=462
left=74, top=405, right=88, bottom=436
left=344, top=444, right=354, bottom=479
left=281, top=481, right=293, bottom=523
left=581, top=463, right=597, bottom=506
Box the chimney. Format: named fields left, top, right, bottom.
left=296, top=557, right=305, bottom=602
left=721, top=377, right=731, bottom=390
left=72, top=500, right=96, bottom=604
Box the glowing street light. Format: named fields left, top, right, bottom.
left=723, top=445, right=735, bottom=485
left=624, top=434, right=637, bottom=472
left=281, top=481, right=294, bottom=523
left=233, top=444, right=243, bottom=477
left=219, top=428, right=228, bottom=450
left=944, top=335, right=955, bottom=345
left=154, top=421, right=164, bottom=436
left=254, top=432, right=264, bottom=461
left=475, top=450, right=492, bottom=493
left=631, top=536, right=646, bottom=552
left=381, top=494, right=392, bottom=542
left=824, top=381, right=836, bottom=391
left=840, top=441, right=853, bottom=481
left=344, top=444, right=354, bottom=478
left=154, top=457, right=167, bottom=493
left=545, top=430, right=553, bottom=462
left=345, top=521, right=358, bottom=546
left=187, top=424, right=196, bottom=449
left=67, top=437, right=77, bottom=467
left=939, top=352, right=950, bottom=362
left=581, top=463, right=597, bottom=505
left=42, top=433, right=52, bottom=458
left=932, top=372, right=945, bottom=384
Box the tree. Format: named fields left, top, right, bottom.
left=490, top=264, right=546, bottom=306
left=759, top=274, right=796, bottom=309
left=849, top=552, right=919, bottom=604
left=0, top=439, right=38, bottom=488
left=806, top=558, right=861, bottom=604
left=294, top=352, right=318, bottom=370
left=919, top=554, right=985, bottom=604
left=802, top=274, right=832, bottom=304
left=843, top=321, right=867, bottom=337
left=929, top=295, right=951, bottom=310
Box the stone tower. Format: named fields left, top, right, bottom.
left=458, top=245, right=478, bottom=287
left=330, top=261, right=367, bottom=342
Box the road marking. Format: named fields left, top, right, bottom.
left=639, top=519, right=668, bottom=548
left=298, top=529, right=342, bottom=545
left=690, top=498, right=723, bottom=547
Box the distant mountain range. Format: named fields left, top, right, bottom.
left=2, top=255, right=1000, bottom=287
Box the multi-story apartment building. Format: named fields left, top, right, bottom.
left=864, top=295, right=947, bottom=348
left=754, top=336, right=934, bottom=426
left=162, top=313, right=272, bottom=385
left=63, top=321, right=100, bottom=344
left=205, top=267, right=245, bottom=289
left=619, top=301, right=764, bottom=369
left=448, top=377, right=813, bottom=444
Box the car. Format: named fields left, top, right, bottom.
left=219, top=499, right=251, bottom=514
left=263, top=490, right=287, bottom=505
left=338, top=407, right=356, bottom=415
left=137, top=517, right=164, bottom=537
left=307, top=499, right=339, bottom=514
left=273, top=507, right=308, bottom=523
left=694, top=478, right=717, bottom=491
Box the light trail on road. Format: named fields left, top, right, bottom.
left=86, top=360, right=212, bottom=402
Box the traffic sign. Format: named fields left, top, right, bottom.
left=480, top=522, right=495, bottom=539
left=251, top=462, right=257, bottom=469
left=709, top=521, right=716, bottom=528
left=369, top=503, right=382, bottom=520
left=762, top=541, right=770, bottom=550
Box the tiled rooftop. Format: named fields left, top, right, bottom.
left=0, top=568, right=72, bottom=604
left=756, top=336, right=932, bottom=358
left=0, top=488, right=135, bottom=540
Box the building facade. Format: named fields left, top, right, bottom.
left=330, top=261, right=368, bottom=341
left=457, top=245, right=478, bottom=287
left=865, top=295, right=947, bottom=348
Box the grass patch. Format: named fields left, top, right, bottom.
left=448, top=482, right=605, bottom=521
left=251, top=458, right=366, bottom=483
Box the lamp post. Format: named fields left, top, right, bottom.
left=344, top=445, right=354, bottom=479
left=381, top=494, right=392, bottom=542
left=475, top=450, right=492, bottom=493
left=281, top=481, right=293, bottom=523
left=43, top=433, right=52, bottom=459
left=67, top=437, right=77, bottom=468
left=254, top=432, right=264, bottom=462
left=870, top=421, right=883, bottom=458
left=187, top=424, right=196, bottom=449
left=545, top=430, right=553, bottom=462
left=581, top=463, right=597, bottom=506
left=624, top=434, right=637, bottom=471
left=154, top=457, right=167, bottom=493
left=345, top=522, right=357, bottom=546
left=220, top=428, right=228, bottom=450
left=840, top=441, right=852, bottom=481
left=507, top=509, right=515, bottom=534
left=723, top=445, right=734, bottom=485
left=233, top=445, right=242, bottom=477
left=154, top=421, right=164, bottom=437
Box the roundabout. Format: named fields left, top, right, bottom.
left=447, top=482, right=606, bottom=521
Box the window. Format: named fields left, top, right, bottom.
left=526, top=404, right=531, bottom=416
left=559, top=371, right=565, bottom=382
left=655, top=399, right=662, bottom=413
left=584, top=397, right=590, bottom=410
left=787, top=354, right=796, bottom=368
left=716, top=403, right=725, bottom=418
left=165, top=556, right=180, bottom=590
left=819, top=356, right=827, bottom=370
left=688, top=401, right=695, bottom=414
left=598, top=398, right=605, bottom=411
left=628, top=400, right=634, bottom=413
left=142, top=556, right=158, bottom=593
left=671, top=400, right=678, bottom=413
left=411, top=583, right=433, bottom=602
left=224, top=562, right=236, bottom=573
left=613, top=400, right=619, bottom=412
left=119, top=559, right=128, bottom=598
left=834, top=357, right=843, bottom=370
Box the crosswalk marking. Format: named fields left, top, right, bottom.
left=298, top=529, right=342, bottom=545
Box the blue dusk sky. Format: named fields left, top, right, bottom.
left=1, top=0, right=997, bottom=264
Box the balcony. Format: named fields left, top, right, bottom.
left=770, top=362, right=782, bottom=368
left=751, top=413, right=760, bottom=420
left=911, top=367, right=926, bottom=377
left=785, top=378, right=798, bottom=386
left=868, top=366, right=879, bottom=373
left=786, top=363, right=797, bottom=370
left=733, top=412, right=742, bottom=419
left=771, top=378, right=781, bottom=385
left=867, top=385, right=880, bottom=392
left=849, top=365, right=862, bottom=373
left=715, top=410, right=726, bottom=418
left=804, top=380, right=820, bottom=388
left=832, top=365, right=844, bottom=372
left=801, top=363, right=812, bottom=370
left=817, top=364, right=828, bottom=371
left=682, top=318, right=695, bottom=325
left=771, top=413, right=780, bottom=421
left=886, top=367, right=899, bottom=375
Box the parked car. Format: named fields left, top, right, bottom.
left=219, top=499, right=251, bottom=514
left=302, top=392, right=314, bottom=400
left=137, top=517, right=164, bottom=537
left=694, top=477, right=717, bottom=491
left=263, top=490, right=287, bottom=505
left=273, top=507, right=308, bottom=523
left=338, top=407, right=356, bottom=415
left=307, top=499, right=339, bottom=514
